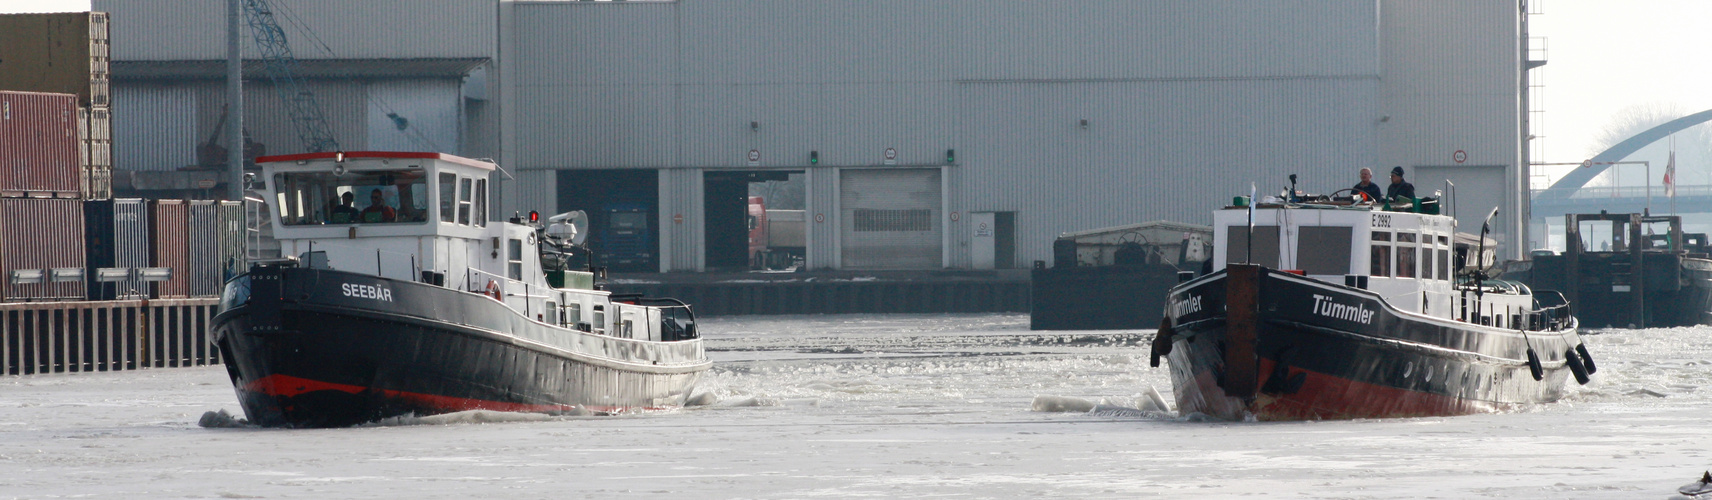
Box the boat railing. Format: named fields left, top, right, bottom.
left=1527, top=290, right=1574, bottom=331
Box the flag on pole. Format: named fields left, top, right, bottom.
left=1665, top=151, right=1677, bottom=198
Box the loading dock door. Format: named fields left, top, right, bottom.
left=840, top=169, right=942, bottom=269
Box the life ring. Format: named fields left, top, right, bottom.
left=485, top=280, right=503, bottom=301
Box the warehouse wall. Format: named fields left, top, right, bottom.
left=95, top=0, right=496, bottom=61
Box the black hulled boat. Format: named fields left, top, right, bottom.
left=213, top=152, right=709, bottom=427
left=1150, top=189, right=1594, bottom=420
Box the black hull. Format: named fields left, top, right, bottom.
left=212, top=265, right=708, bottom=428
left=1153, top=265, right=1587, bottom=421
left=1506, top=254, right=1712, bottom=328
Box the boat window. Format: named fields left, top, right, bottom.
left=1438, top=248, right=1450, bottom=280
left=1225, top=226, right=1280, bottom=268
left=566, top=303, right=583, bottom=328
left=273, top=170, right=428, bottom=226
left=474, top=179, right=487, bottom=227
left=458, top=178, right=473, bottom=225
left=1396, top=233, right=1416, bottom=278
left=438, top=173, right=456, bottom=223
left=1438, top=235, right=1449, bottom=245
left=1296, top=226, right=1352, bottom=275
left=1370, top=232, right=1392, bottom=277
left=508, top=238, right=523, bottom=280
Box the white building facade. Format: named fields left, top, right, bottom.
left=98, top=0, right=1530, bottom=271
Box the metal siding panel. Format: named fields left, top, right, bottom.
left=113, top=84, right=196, bottom=171
left=955, top=79, right=1378, bottom=266
left=195, top=80, right=368, bottom=158
left=365, top=79, right=461, bottom=154
left=804, top=167, right=838, bottom=270
left=514, top=170, right=556, bottom=216
left=515, top=86, right=677, bottom=169
left=958, top=0, right=1379, bottom=80
left=97, top=0, right=496, bottom=61
left=657, top=168, right=701, bottom=272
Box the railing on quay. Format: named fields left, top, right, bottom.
left=2, top=298, right=222, bottom=376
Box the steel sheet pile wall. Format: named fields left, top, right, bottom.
left=150, top=200, right=190, bottom=298
left=0, top=198, right=87, bottom=301
left=84, top=199, right=150, bottom=300
left=0, top=91, right=82, bottom=198
left=187, top=201, right=221, bottom=297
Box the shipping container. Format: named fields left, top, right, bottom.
left=82, top=166, right=112, bottom=200
left=187, top=200, right=222, bottom=297
left=150, top=199, right=191, bottom=299
left=217, top=201, right=247, bottom=284
left=0, top=198, right=87, bottom=301
left=84, top=199, right=150, bottom=300
left=78, top=106, right=110, bottom=142
left=0, top=12, right=110, bottom=107
left=0, top=91, right=82, bottom=197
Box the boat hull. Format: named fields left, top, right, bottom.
left=1156, top=265, right=1584, bottom=421
left=212, top=265, right=709, bottom=428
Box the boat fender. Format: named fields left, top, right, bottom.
left=1564, top=348, right=1591, bottom=385
left=1575, top=343, right=1597, bottom=374
left=1149, top=318, right=1174, bottom=367
left=486, top=280, right=503, bottom=301
left=1525, top=348, right=1544, bottom=381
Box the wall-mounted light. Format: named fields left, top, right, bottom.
left=809, top=150, right=819, bottom=165
left=945, top=149, right=956, bottom=164
left=750, top=121, right=760, bottom=131
left=1079, top=119, right=1089, bottom=129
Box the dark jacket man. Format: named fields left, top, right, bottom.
left=1386, top=166, right=1416, bottom=200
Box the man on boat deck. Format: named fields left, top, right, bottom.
left=1386, top=166, right=1416, bottom=201
left=1353, top=168, right=1383, bottom=201
left=361, top=188, right=397, bottom=223
left=330, top=192, right=360, bottom=223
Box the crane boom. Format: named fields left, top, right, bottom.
left=241, top=0, right=340, bottom=153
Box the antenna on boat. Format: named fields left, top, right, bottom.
left=1472, top=206, right=1500, bottom=319
left=1245, top=182, right=1256, bottom=264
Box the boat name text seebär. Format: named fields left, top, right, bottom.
left=342, top=282, right=394, bottom=302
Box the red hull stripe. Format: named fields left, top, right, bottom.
left=1250, top=359, right=1498, bottom=420
left=243, top=374, right=668, bottom=414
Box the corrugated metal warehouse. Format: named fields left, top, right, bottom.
left=93, top=0, right=1530, bottom=271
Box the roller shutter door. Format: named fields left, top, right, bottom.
left=840, top=169, right=941, bottom=269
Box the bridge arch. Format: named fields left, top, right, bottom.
left=1536, top=108, right=1712, bottom=201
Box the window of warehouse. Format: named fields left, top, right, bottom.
left=854, top=209, right=932, bottom=232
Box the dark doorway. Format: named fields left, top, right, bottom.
left=704, top=171, right=792, bottom=271
left=557, top=169, right=659, bottom=273
left=995, top=211, right=1016, bottom=269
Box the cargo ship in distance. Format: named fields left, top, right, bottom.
left=212, top=151, right=709, bottom=427
left=1150, top=184, right=1595, bottom=421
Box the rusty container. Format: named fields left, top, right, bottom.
left=0, top=198, right=87, bottom=301
left=150, top=199, right=191, bottom=299
left=0, top=91, right=82, bottom=197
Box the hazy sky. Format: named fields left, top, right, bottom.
left=4, top=0, right=1704, bottom=171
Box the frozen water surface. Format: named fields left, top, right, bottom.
left=1, top=314, right=1709, bottom=498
